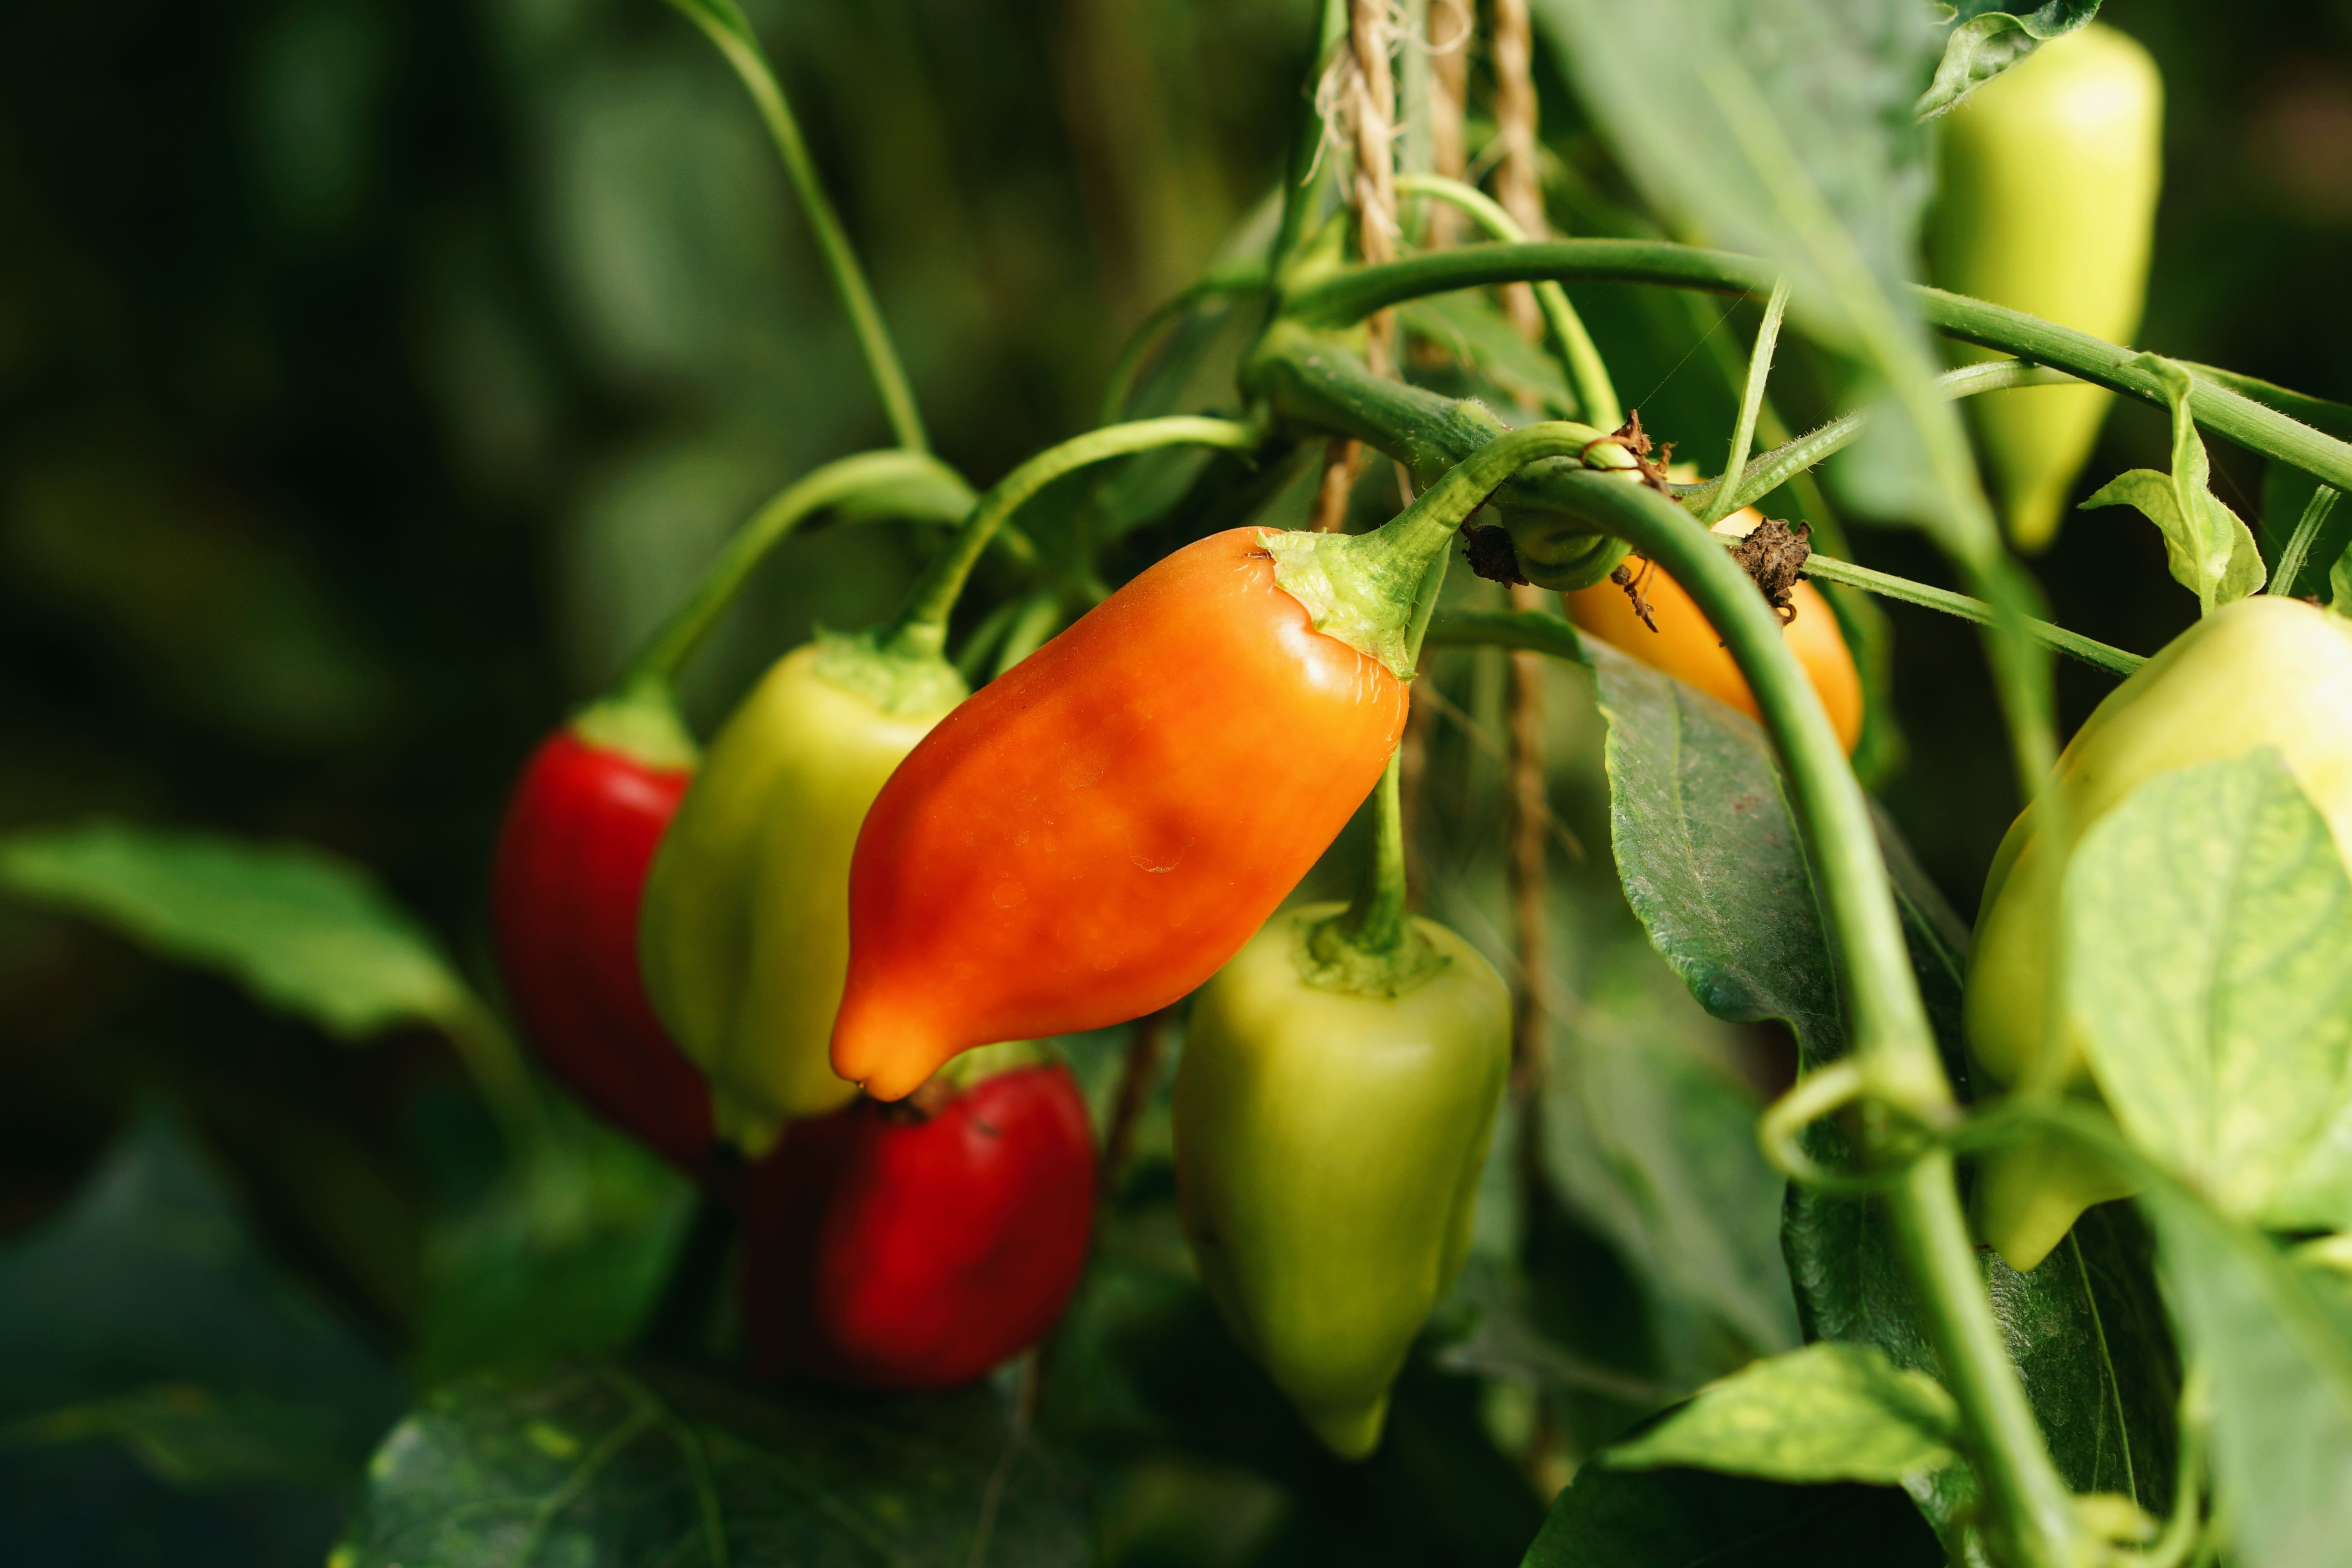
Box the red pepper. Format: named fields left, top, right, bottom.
left=830, top=526, right=1410, bottom=1102
left=738, top=1060, right=1096, bottom=1389
left=493, top=711, right=711, bottom=1171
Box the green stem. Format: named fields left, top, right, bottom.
left=1263, top=419, right=1628, bottom=677
left=621, top=450, right=975, bottom=692
left=1098, top=269, right=1269, bottom=427
left=666, top=0, right=928, bottom=452
left=1800, top=555, right=2143, bottom=678
left=1529, top=468, right=2082, bottom=1568
left=880, top=417, right=1260, bottom=662
left=1272, top=0, right=1352, bottom=272
left=1698, top=360, right=2072, bottom=519
left=2271, top=485, right=2343, bottom=603
left=1393, top=172, right=1620, bottom=428
left=1332, top=751, right=1412, bottom=955
left=1281, top=240, right=2352, bottom=490
left=1698, top=278, right=1789, bottom=526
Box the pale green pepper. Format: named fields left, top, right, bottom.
left=1967, top=596, right=2352, bottom=1269
left=1174, top=897, right=1509, bottom=1458
left=638, top=635, right=964, bottom=1155
left=1932, top=23, right=2163, bottom=553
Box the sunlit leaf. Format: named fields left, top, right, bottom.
left=2082, top=356, right=2266, bottom=614
left=0, top=820, right=469, bottom=1040
left=2148, top=1189, right=2352, bottom=1568
left=1605, top=1343, right=1960, bottom=1486
left=2066, top=751, right=2352, bottom=1228
left=1915, top=2, right=2102, bottom=120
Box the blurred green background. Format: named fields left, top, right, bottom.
left=2, top=0, right=2349, bottom=1562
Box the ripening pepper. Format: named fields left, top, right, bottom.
left=1967, top=595, right=2352, bottom=1269
left=830, top=526, right=1412, bottom=1102
left=1564, top=512, right=1864, bottom=754
left=1931, top=23, right=2163, bottom=554
left=638, top=637, right=966, bottom=1155
left=493, top=692, right=711, bottom=1172
left=737, top=1050, right=1096, bottom=1390
left=1174, top=902, right=1509, bottom=1457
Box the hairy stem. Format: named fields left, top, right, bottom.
left=1698, top=279, right=1790, bottom=525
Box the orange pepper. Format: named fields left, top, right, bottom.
left=1566, top=523, right=1863, bottom=755
left=831, top=526, right=1409, bottom=1102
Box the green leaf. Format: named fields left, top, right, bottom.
left=417, top=1104, right=696, bottom=1385
left=0, top=1108, right=403, bottom=1490
left=1606, top=1343, right=1961, bottom=1486
left=1520, top=1463, right=1945, bottom=1567
left=2082, top=356, right=2267, bottom=614
left=1577, top=630, right=2177, bottom=1535
left=2189, top=367, right=2352, bottom=603
left=1915, top=2, right=2102, bottom=121
left=2147, top=1187, right=2352, bottom=1568
left=2065, top=751, right=2352, bottom=1230
left=0, top=820, right=469, bottom=1039
left=336, top=1364, right=1090, bottom=1568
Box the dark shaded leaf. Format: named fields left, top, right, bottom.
left=338, top=1363, right=1091, bottom=1568
left=1520, top=1462, right=1943, bottom=1568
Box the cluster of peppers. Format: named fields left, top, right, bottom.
left=479, top=16, right=2184, bottom=1448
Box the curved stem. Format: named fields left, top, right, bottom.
left=665, top=0, right=928, bottom=452
left=1394, top=172, right=1620, bottom=427
left=879, top=417, right=1261, bottom=661
left=1698, top=278, right=1789, bottom=525
left=1526, top=468, right=2083, bottom=1566
left=1704, top=360, right=2071, bottom=518
left=622, top=450, right=975, bottom=691
left=1098, top=269, right=1269, bottom=427
left=2271, top=485, right=2343, bottom=602
left=1282, top=239, right=2352, bottom=489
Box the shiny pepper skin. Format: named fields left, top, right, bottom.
left=738, top=1062, right=1096, bottom=1390
left=1174, top=904, right=1509, bottom=1458
left=639, top=641, right=964, bottom=1155
left=1932, top=24, right=2163, bottom=553
left=493, top=726, right=711, bottom=1171
left=1967, top=597, right=2352, bottom=1269
left=831, top=526, right=1410, bottom=1103
left=1566, top=523, right=1863, bottom=754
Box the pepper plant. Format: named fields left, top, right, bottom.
left=6, top=1, right=2352, bottom=1566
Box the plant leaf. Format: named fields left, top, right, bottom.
left=1915, top=2, right=2102, bottom=120
left=1520, top=1463, right=1945, bottom=1567
left=1575, top=630, right=2177, bottom=1537
left=0, top=820, right=470, bottom=1040
left=0, top=1108, right=404, bottom=1491
left=2066, top=751, right=2352, bottom=1229
left=2147, top=1187, right=2352, bottom=1568
left=2082, top=356, right=2267, bottom=614
left=336, top=1363, right=1091, bottom=1568
left=1606, top=1342, right=1961, bottom=1486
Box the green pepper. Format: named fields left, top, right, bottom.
left=1174, top=899, right=1509, bottom=1458
left=1931, top=23, right=2163, bottom=553
left=1966, top=596, right=2352, bottom=1269
left=638, top=635, right=965, bottom=1154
